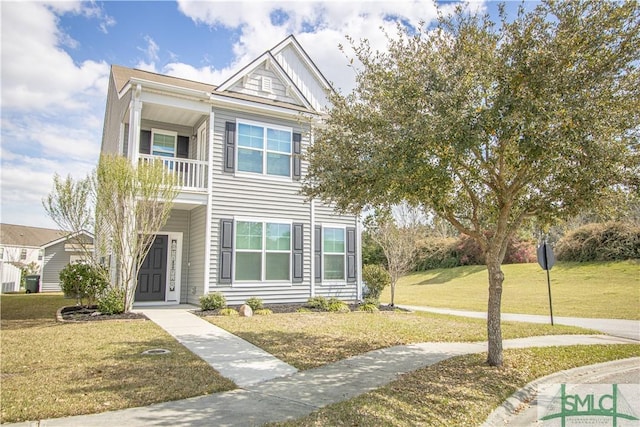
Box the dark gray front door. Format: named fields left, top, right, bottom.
left=136, top=235, right=168, bottom=302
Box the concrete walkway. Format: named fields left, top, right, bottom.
left=400, top=305, right=640, bottom=341
left=136, top=306, right=298, bottom=387
left=9, top=333, right=635, bottom=427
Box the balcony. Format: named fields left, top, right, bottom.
left=139, top=155, right=208, bottom=193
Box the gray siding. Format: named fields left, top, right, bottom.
left=41, top=241, right=69, bottom=292
left=101, top=74, right=131, bottom=154
left=207, top=108, right=358, bottom=304
left=187, top=205, right=207, bottom=304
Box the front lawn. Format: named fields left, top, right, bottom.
left=384, top=260, right=640, bottom=319
left=207, top=310, right=594, bottom=369
left=0, top=294, right=235, bottom=424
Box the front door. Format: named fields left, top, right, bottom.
left=136, top=235, right=168, bottom=302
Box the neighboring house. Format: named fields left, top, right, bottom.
left=0, top=223, right=93, bottom=292
left=100, top=35, right=362, bottom=306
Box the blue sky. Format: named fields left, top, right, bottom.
left=0, top=0, right=533, bottom=230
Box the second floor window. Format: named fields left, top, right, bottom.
left=20, top=248, right=27, bottom=260
left=237, top=122, right=291, bottom=177
left=152, top=129, right=177, bottom=158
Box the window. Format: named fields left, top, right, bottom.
left=237, top=122, right=291, bottom=177
left=0, top=247, right=4, bottom=260
left=151, top=129, right=177, bottom=158
left=38, top=249, right=44, bottom=261
left=323, top=228, right=345, bottom=280
left=235, top=221, right=291, bottom=282
left=20, top=248, right=27, bottom=261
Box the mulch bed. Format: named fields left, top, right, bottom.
left=57, top=305, right=148, bottom=322
left=194, top=303, right=402, bottom=317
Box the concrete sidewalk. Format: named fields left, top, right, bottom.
left=136, top=306, right=298, bottom=387
left=9, top=334, right=635, bottom=427
left=400, top=305, right=640, bottom=341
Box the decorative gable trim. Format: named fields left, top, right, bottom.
left=217, top=51, right=313, bottom=110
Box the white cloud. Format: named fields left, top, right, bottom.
left=0, top=1, right=110, bottom=111
left=174, top=0, right=456, bottom=92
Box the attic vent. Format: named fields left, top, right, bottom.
left=261, top=76, right=273, bottom=93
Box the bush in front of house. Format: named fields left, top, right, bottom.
left=305, top=296, right=329, bottom=311
left=245, top=296, right=264, bottom=312
left=358, top=298, right=380, bottom=313
left=254, top=308, right=273, bottom=315
left=200, top=292, right=226, bottom=311
left=59, top=263, right=109, bottom=306
left=362, top=264, right=391, bottom=301
left=97, top=287, right=125, bottom=314
left=327, top=297, right=350, bottom=313
left=555, top=222, right=640, bottom=262
left=219, top=307, right=238, bottom=316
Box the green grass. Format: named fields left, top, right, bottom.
left=0, top=293, right=235, bottom=424
left=271, top=344, right=640, bottom=426
left=208, top=310, right=595, bottom=370
left=383, top=260, right=640, bottom=319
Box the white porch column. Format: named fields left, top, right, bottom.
left=203, top=109, right=215, bottom=297
left=128, top=84, right=143, bottom=164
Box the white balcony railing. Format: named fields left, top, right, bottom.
left=139, top=155, right=208, bottom=192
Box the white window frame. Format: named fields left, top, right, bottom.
left=235, top=119, right=292, bottom=179
left=322, top=224, right=347, bottom=284
left=20, top=248, right=27, bottom=261
left=151, top=128, right=177, bottom=158
left=232, top=217, right=293, bottom=286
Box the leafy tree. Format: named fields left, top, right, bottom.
left=94, top=154, right=178, bottom=312
left=303, top=1, right=639, bottom=366
left=364, top=208, right=422, bottom=306
left=44, top=154, right=178, bottom=313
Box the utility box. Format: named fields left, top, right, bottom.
left=25, top=275, right=40, bottom=293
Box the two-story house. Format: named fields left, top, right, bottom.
left=100, top=35, right=362, bottom=306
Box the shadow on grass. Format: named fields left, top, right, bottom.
left=410, top=265, right=486, bottom=285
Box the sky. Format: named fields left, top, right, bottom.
left=0, top=0, right=531, bottom=230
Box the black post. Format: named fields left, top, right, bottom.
left=543, top=243, right=554, bottom=326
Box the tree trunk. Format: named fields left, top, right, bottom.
left=390, top=280, right=396, bottom=306
left=486, top=250, right=504, bottom=367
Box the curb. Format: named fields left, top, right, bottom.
left=481, top=357, right=640, bottom=426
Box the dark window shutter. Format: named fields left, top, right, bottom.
left=219, top=219, right=233, bottom=284
left=224, top=122, right=236, bottom=173
left=292, top=223, right=303, bottom=283
left=314, top=225, right=322, bottom=283
left=140, top=130, right=151, bottom=155
left=346, top=227, right=357, bottom=283
left=292, top=132, right=302, bottom=180
left=177, top=136, right=189, bottom=158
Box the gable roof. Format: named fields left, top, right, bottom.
left=270, top=35, right=334, bottom=93
left=0, top=224, right=68, bottom=248
left=216, top=51, right=313, bottom=109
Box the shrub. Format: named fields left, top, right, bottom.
left=245, top=296, right=264, bottom=312
left=296, top=307, right=312, bottom=313
left=357, top=301, right=379, bottom=313
left=97, top=287, right=125, bottom=314
left=219, top=308, right=238, bottom=316
left=59, top=263, right=109, bottom=306
left=556, top=222, right=640, bottom=262
left=305, top=296, right=329, bottom=311
left=414, top=238, right=459, bottom=270
left=200, top=292, right=226, bottom=311
left=327, top=297, right=350, bottom=313
left=254, top=308, right=273, bottom=316
left=362, top=264, right=391, bottom=300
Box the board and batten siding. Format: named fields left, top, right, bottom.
left=186, top=205, right=207, bottom=304
left=41, top=241, right=69, bottom=292
left=274, top=46, right=330, bottom=112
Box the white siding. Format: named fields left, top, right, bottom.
left=275, top=46, right=330, bottom=112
